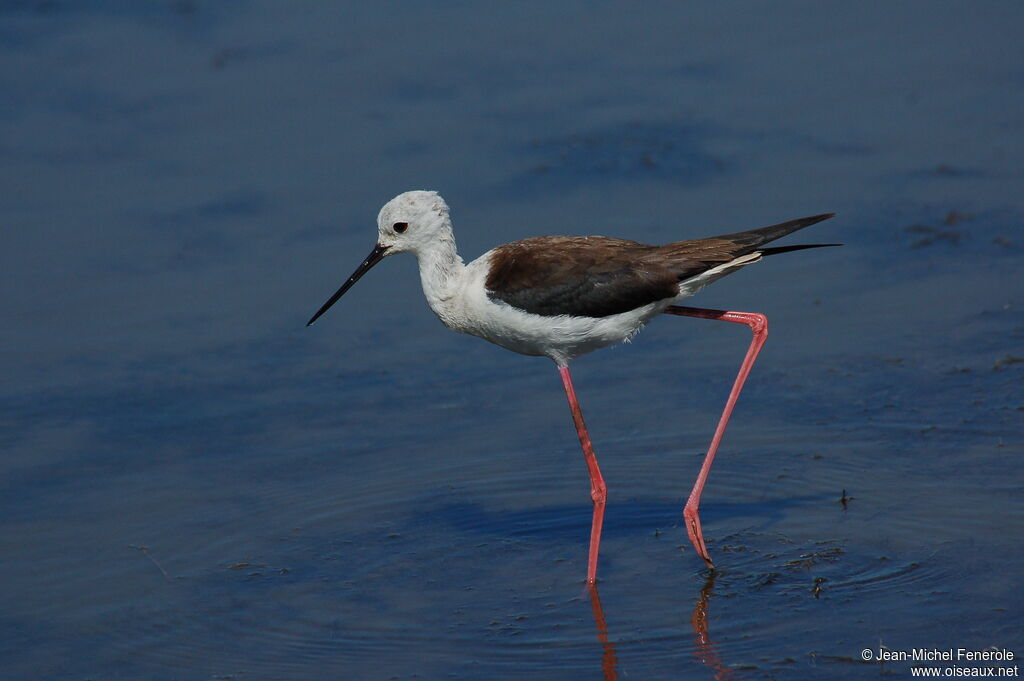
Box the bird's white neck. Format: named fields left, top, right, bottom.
left=414, top=237, right=467, bottom=326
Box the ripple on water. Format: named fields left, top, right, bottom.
left=58, top=414, right=998, bottom=680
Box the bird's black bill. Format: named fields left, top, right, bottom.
left=306, top=243, right=389, bottom=326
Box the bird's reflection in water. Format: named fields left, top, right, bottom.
left=691, top=572, right=735, bottom=680
left=585, top=573, right=734, bottom=680
left=586, top=585, right=619, bottom=681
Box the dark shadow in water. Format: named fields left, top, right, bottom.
left=691, top=572, right=735, bottom=680
left=586, top=585, right=619, bottom=681
left=424, top=495, right=832, bottom=540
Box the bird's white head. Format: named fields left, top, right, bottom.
left=305, top=190, right=456, bottom=326
left=376, top=190, right=453, bottom=256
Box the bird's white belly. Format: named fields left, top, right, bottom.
left=443, top=268, right=664, bottom=364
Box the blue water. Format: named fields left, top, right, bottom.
left=3, top=2, right=1022, bottom=679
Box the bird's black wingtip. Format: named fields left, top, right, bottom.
left=759, top=242, right=843, bottom=256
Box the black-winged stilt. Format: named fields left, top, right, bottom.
left=308, top=190, right=836, bottom=583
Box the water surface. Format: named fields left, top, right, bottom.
left=2, top=2, right=1022, bottom=679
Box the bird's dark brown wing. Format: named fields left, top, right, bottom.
left=485, top=214, right=836, bottom=318
left=650, top=236, right=758, bottom=281
left=485, top=236, right=700, bottom=318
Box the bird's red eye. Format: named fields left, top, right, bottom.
left=393, top=222, right=408, bottom=233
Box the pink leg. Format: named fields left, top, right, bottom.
left=662, top=305, right=769, bottom=569
left=559, top=365, right=607, bottom=584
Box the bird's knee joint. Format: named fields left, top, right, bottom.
left=749, top=313, right=768, bottom=335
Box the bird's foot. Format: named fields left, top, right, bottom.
left=684, top=505, right=715, bottom=569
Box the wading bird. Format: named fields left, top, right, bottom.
left=308, top=191, right=836, bottom=583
